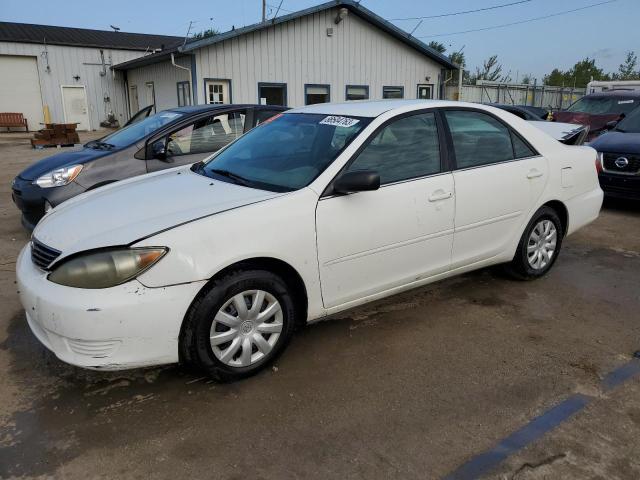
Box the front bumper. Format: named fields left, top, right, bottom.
left=16, top=244, right=206, bottom=370
left=599, top=172, right=640, bottom=200
left=11, top=176, right=87, bottom=231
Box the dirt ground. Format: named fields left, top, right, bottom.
left=0, top=131, right=639, bottom=479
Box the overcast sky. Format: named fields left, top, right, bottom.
left=2, top=0, right=637, bottom=81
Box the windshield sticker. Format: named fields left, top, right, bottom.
left=618, top=100, right=635, bottom=104
left=319, top=116, right=360, bottom=128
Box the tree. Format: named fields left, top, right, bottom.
left=521, top=74, right=533, bottom=85
left=427, top=41, right=447, bottom=54
left=473, top=55, right=505, bottom=83
left=192, top=28, right=220, bottom=40
left=543, top=58, right=610, bottom=87
left=614, top=51, right=639, bottom=80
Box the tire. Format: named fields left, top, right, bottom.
left=504, top=206, right=564, bottom=280
left=180, top=269, right=297, bottom=382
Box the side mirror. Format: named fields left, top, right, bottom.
left=605, top=120, right=618, bottom=131
left=334, top=170, right=380, bottom=195
left=150, top=139, right=167, bottom=160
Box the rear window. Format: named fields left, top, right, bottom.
left=567, top=96, right=637, bottom=115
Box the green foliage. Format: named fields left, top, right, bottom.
left=427, top=41, right=447, bottom=54
left=192, top=28, right=220, bottom=40
left=612, top=51, right=640, bottom=80
left=543, top=57, right=611, bottom=87
left=472, top=55, right=510, bottom=83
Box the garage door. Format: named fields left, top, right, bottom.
left=0, top=55, right=43, bottom=130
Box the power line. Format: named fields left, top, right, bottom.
left=391, top=0, right=533, bottom=21
left=417, top=0, right=618, bottom=38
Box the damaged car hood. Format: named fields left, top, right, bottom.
left=32, top=166, right=284, bottom=258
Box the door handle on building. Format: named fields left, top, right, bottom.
left=428, top=190, right=453, bottom=202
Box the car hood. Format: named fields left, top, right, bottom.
left=18, top=146, right=113, bottom=181
left=553, top=111, right=621, bottom=135
left=33, top=166, right=284, bottom=257
left=589, top=131, right=640, bottom=154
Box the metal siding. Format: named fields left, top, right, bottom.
left=0, top=41, right=141, bottom=129
left=127, top=57, right=190, bottom=112
left=194, top=8, right=443, bottom=107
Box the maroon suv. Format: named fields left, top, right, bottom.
left=553, top=91, right=640, bottom=141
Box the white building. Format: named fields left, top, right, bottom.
left=114, top=1, right=458, bottom=111
left=0, top=22, right=181, bottom=130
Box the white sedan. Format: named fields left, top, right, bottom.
left=16, top=100, right=603, bottom=381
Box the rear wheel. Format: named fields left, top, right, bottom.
left=505, top=206, right=563, bottom=280
left=180, top=270, right=297, bottom=382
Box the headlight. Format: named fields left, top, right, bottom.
left=34, top=164, right=83, bottom=188
left=48, top=247, right=167, bottom=289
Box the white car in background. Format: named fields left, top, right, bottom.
left=16, top=100, right=603, bottom=381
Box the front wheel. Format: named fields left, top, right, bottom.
left=180, top=270, right=297, bottom=382
left=504, top=206, right=563, bottom=280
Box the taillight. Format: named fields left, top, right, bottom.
left=595, top=152, right=603, bottom=173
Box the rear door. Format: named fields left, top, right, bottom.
left=442, top=109, right=548, bottom=268
left=146, top=109, right=247, bottom=172
left=316, top=111, right=455, bottom=308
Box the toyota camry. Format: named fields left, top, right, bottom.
left=16, top=100, right=603, bottom=381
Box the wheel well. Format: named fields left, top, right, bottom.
left=194, top=257, right=308, bottom=326
left=543, top=200, right=568, bottom=236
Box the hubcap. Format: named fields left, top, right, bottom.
left=210, top=290, right=283, bottom=368
left=527, top=219, right=557, bottom=270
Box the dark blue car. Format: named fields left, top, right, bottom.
left=591, top=106, right=640, bottom=200
left=11, top=104, right=286, bottom=230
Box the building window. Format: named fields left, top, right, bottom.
left=177, top=81, right=191, bottom=107
left=382, top=86, right=404, bottom=99
left=205, top=79, right=231, bottom=104
left=417, top=84, right=434, bottom=100
left=345, top=85, right=369, bottom=101
left=305, top=84, right=330, bottom=105
left=258, top=83, right=287, bottom=106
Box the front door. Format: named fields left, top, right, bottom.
left=205, top=80, right=230, bottom=104
left=129, top=85, right=139, bottom=115
left=316, top=111, right=454, bottom=309
left=146, top=110, right=247, bottom=173
left=417, top=84, right=434, bottom=100
left=145, top=82, right=156, bottom=112
left=61, top=85, right=90, bottom=131
left=443, top=109, right=549, bottom=268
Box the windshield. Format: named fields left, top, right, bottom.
left=567, top=96, right=637, bottom=115
left=616, top=106, right=640, bottom=133
left=194, top=113, right=371, bottom=192
left=91, top=111, right=184, bottom=148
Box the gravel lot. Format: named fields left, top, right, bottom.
left=1, top=131, right=639, bottom=479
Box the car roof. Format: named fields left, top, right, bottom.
left=167, top=104, right=287, bottom=114
left=585, top=90, right=640, bottom=98
left=286, top=99, right=459, bottom=118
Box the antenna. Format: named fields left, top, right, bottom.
left=110, top=25, right=120, bottom=32
left=183, top=20, right=194, bottom=47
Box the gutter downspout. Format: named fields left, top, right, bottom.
left=171, top=53, right=193, bottom=105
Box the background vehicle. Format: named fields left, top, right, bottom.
left=16, top=100, right=602, bottom=381
left=553, top=91, right=640, bottom=141
left=488, top=103, right=549, bottom=120
left=11, top=104, right=286, bottom=230
left=591, top=106, right=640, bottom=200
left=489, top=103, right=588, bottom=145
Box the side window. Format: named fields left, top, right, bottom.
left=511, top=133, right=536, bottom=158
left=346, top=112, right=440, bottom=185
left=165, top=111, right=246, bottom=156
left=444, top=110, right=514, bottom=169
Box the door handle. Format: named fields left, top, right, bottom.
left=527, top=169, right=543, bottom=179
left=428, top=191, right=453, bottom=202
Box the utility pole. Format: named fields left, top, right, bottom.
left=262, top=0, right=266, bottom=22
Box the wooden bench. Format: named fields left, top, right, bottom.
left=0, top=113, right=28, bottom=132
